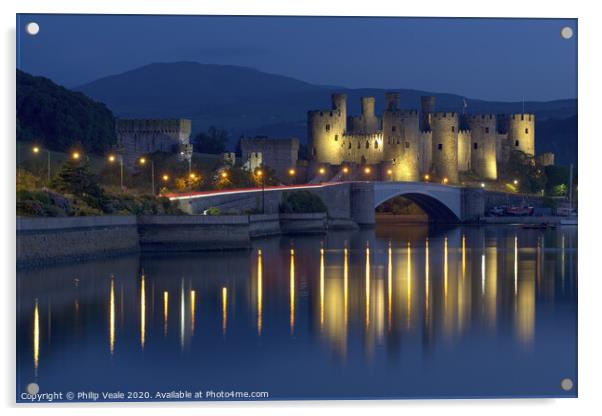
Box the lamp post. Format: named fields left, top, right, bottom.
left=32, top=146, right=51, bottom=182
left=108, top=154, right=124, bottom=190
left=139, top=157, right=155, bottom=195
left=288, top=168, right=296, bottom=185
left=257, top=169, right=265, bottom=214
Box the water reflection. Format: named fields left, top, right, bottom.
left=17, top=225, right=578, bottom=399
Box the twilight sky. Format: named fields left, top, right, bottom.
left=16, top=14, right=577, bottom=101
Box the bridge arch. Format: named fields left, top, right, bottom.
left=373, top=182, right=462, bottom=222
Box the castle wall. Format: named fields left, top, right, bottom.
left=308, top=94, right=347, bottom=165
left=468, top=114, right=498, bottom=180
left=339, top=133, right=384, bottom=165
left=430, top=112, right=459, bottom=183
left=383, top=110, right=420, bottom=181
left=419, top=131, right=432, bottom=175
left=116, top=119, right=191, bottom=168
left=240, top=137, right=299, bottom=180
left=420, top=96, right=436, bottom=131
left=505, top=113, right=535, bottom=156
left=457, top=130, right=471, bottom=172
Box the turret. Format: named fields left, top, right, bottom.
left=420, top=96, right=436, bottom=131
left=430, top=112, right=459, bottom=183
left=505, top=113, right=535, bottom=156
left=468, top=114, right=498, bottom=180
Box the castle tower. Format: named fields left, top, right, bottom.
left=506, top=113, right=535, bottom=156
left=308, top=93, right=347, bottom=165
left=385, top=92, right=400, bottom=111
left=349, top=96, right=379, bottom=134
left=468, top=114, right=498, bottom=180
left=383, top=94, right=420, bottom=181
left=430, top=112, right=459, bottom=183
left=420, top=96, right=436, bottom=131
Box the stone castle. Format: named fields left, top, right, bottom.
left=115, top=119, right=192, bottom=168
left=308, top=93, right=542, bottom=183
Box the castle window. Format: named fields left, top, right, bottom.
left=438, top=143, right=443, bottom=150
left=451, top=126, right=455, bottom=132
left=515, top=140, right=520, bottom=147
left=348, top=142, right=352, bottom=149
left=485, top=127, right=489, bottom=133
left=325, top=124, right=331, bottom=132
left=392, top=126, right=396, bottom=132
left=474, top=143, right=478, bottom=149
left=357, top=142, right=361, bottom=149
left=405, top=142, right=410, bottom=148
left=525, top=128, right=529, bottom=134
left=334, top=134, right=338, bottom=141
left=397, top=139, right=400, bottom=145
left=365, top=141, right=370, bottom=149
left=375, top=141, right=379, bottom=149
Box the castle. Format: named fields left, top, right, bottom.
left=115, top=119, right=193, bottom=168
left=308, top=93, right=542, bottom=183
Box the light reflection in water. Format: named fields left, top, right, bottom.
left=163, top=291, right=168, bottom=336
left=140, top=273, right=145, bottom=350
left=222, top=287, right=228, bottom=336
left=290, top=248, right=295, bottom=334
left=20, top=225, right=576, bottom=397
left=109, top=278, right=115, bottom=354
left=257, top=249, right=262, bottom=336
left=33, top=298, right=39, bottom=373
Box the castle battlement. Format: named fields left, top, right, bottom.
left=307, top=92, right=542, bottom=183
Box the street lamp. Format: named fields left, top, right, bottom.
left=513, top=179, right=519, bottom=185
left=387, top=169, right=393, bottom=179
left=139, top=156, right=155, bottom=195
left=319, top=167, right=325, bottom=175
left=108, top=154, right=124, bottom=190
left=189, top=172, right=196, bottom=180
left=424, top=174, right=430, bottom=182
left=221, top=171, right=228, bottom=179
left=442, top=177, right=449, bottom=184
left=71, top=151, right=81, bottom=161
left=364, top=167, right=371, bottom=174
left=32, top=145, right=51, bottom=182
left=162, top=174, right=169, bottom=182
left=480, top=182, right=486, bottom=188
left=288, top=168, right=296, bottom=185
left=256, top=169, right=265, bottom=214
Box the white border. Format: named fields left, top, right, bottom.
left=2, top=1, right=599, bottom=415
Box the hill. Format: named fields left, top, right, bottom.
left=74, top=61, right=577, bottom=165
left=17, top=70, right=116, bottom=154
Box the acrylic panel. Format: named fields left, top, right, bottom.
left=16, top=14, right=578, bottom=403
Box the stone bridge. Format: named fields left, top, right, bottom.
left=169, top=182, right=540, bottom=226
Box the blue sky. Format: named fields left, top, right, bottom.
left=17, top=14, right=577, bottom=101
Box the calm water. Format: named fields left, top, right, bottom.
left=16, top=224, right=577, bottom=401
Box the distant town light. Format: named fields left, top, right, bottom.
left=32, top=146, right=40, bottom=154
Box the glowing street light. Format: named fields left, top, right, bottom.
left=256, top=169, right=265, bottom=214
left=480, top=182, right=486, bottom=188
left=319, top=167, right=325, bottom=175
left=139, top=156, right=155, bottom=195
left=364, top=167, right=371, bottom=174
left=108, top=154, right=124, bottom=190
left=442, top=177, right=449, bottom=184
left=221, top=171, right=228, bottom=179
left=513, top=179, right=519, bottom=185
left=71, top=151, right=81, bottom=161
left=342, top=166, right=349, bottom=174
left=189, top=172, right=197, bottom=180
left=162, top=174, right=169, bottom=182
left=32, top=145, right=50, bottom=182
left=387, top=169, right=393, bottom=176
left=289, top=168, right=296, bottom=176
left=424, top=174, right=430, bottom=182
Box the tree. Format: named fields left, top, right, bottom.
left=52, top=160, right=105, bottom=200
left=499, top=150, right=547, bottom=194
left=192, top=126, right=229, bottom=154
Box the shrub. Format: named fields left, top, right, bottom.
left=279, top=191, right=327, bottom=214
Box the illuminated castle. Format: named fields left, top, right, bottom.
left=308, top=93, right=540, bottom=183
